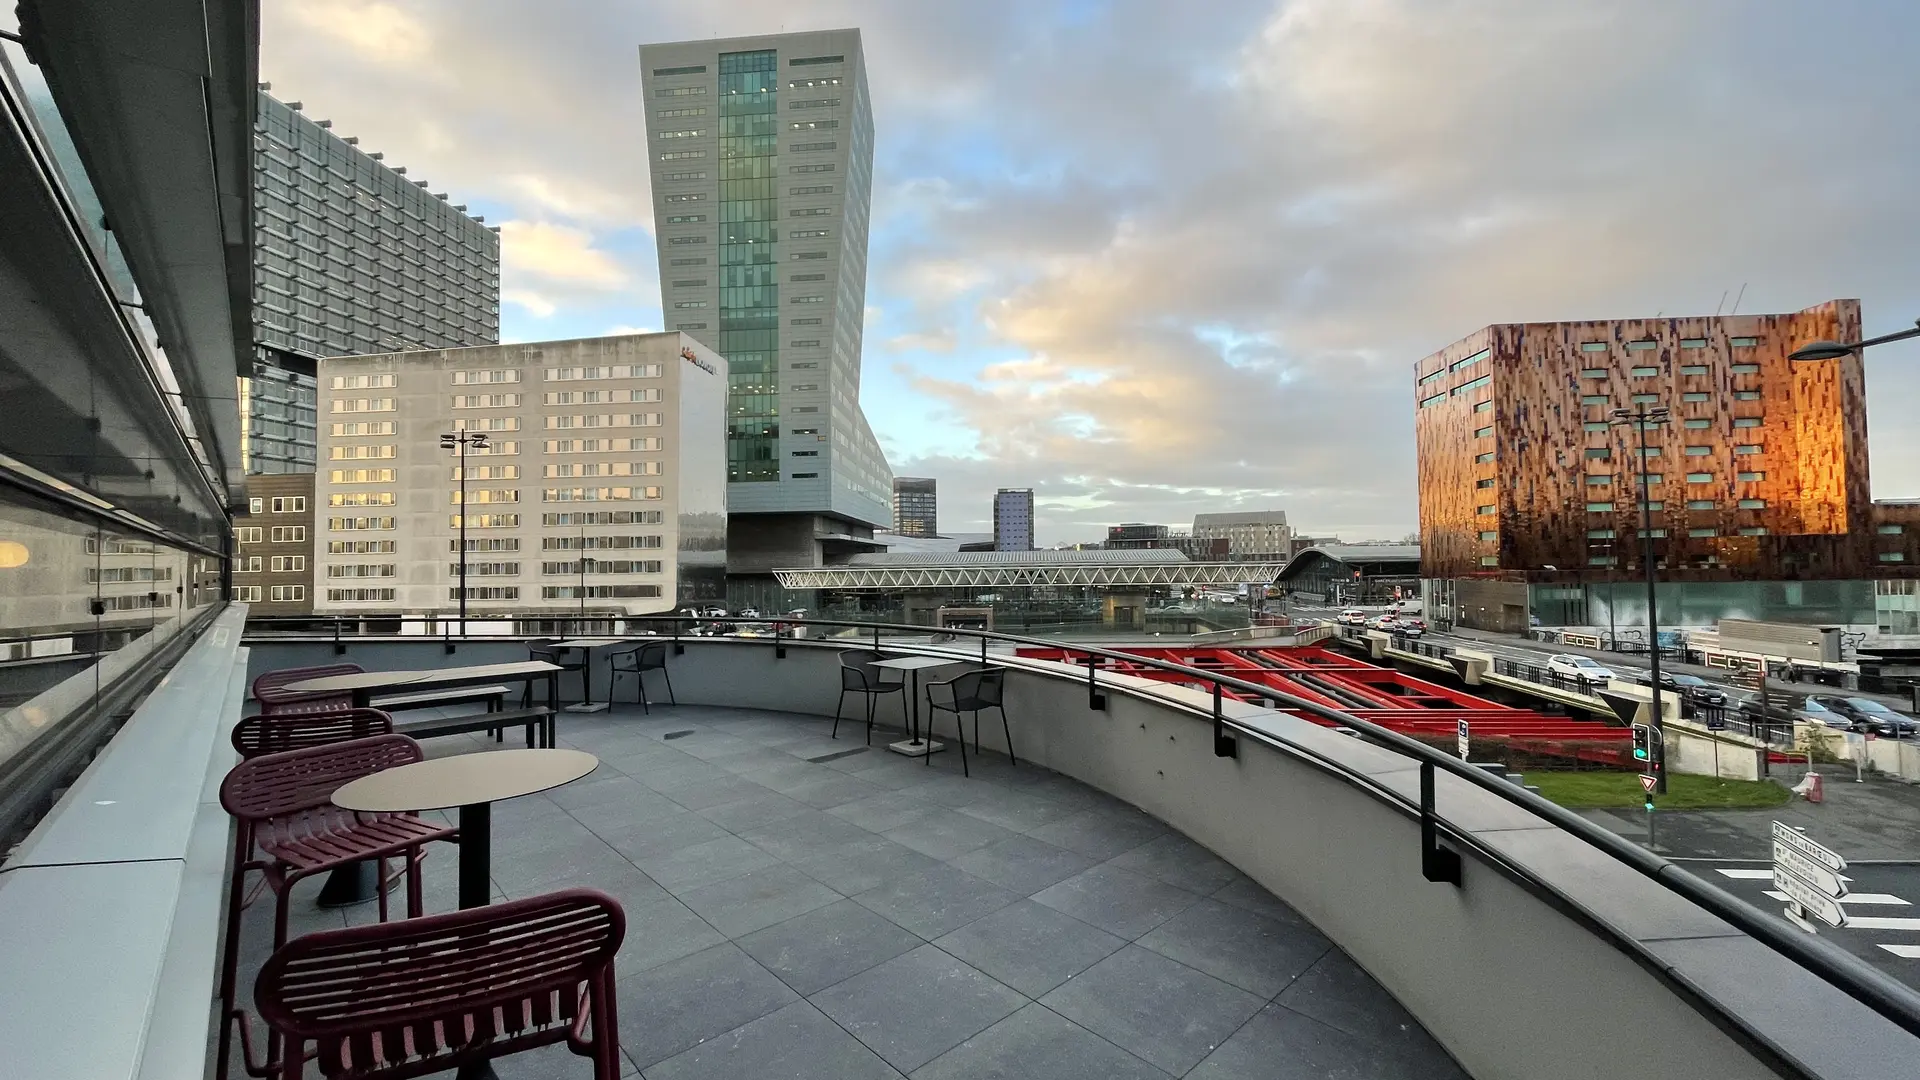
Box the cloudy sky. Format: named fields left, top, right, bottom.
left=262, top=0, right=1920, bottom=545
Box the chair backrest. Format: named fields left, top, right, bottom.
left=252, top=663, right=364, bottom=714
left=528, top=639, right=560, bottom=662
left=949, top=668, right=1006, bottom=710
left=840, top=649, right=885, bottom=690
left=219, top=734, right=425, bottom=823
left=232, top=709, right=395, bottom=760
left=633, top=641, right=667, bottom=670
left=256, top=888, right=626, bottom=1079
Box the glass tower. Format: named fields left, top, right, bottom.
left=717, top=50, right=781, bottom=484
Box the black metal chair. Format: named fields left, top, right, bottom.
left=834, top=649, right=905, bottom=745
left=526, top=639, right=590, bottom=708
left=924, top=669, right=1010, bottom=778
left=609, top=641, right=675, bottom=714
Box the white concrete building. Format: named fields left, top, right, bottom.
left=640, top=29, right=894, bottom=574
left=1192, top=510, right=1294, bottom=560
left=313, top=334, right=727, bottom=617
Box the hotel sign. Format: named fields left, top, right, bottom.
left=680, top=346, right=716, bottom=376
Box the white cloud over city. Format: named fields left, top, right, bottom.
left=262, top=0, right=1920, bottom=544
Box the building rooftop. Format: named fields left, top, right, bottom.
left=840, top=549, right=1192, bottom=568
left=1284, top=544, right=1420, bottom=564
left=1192, top=511, right=1290, bottom=528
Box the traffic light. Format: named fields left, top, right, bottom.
left=1631, top=724, right=1652, bottom=763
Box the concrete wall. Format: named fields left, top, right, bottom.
left=242, top=634, right=1919, bottom=1078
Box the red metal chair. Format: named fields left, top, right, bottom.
left=255, top=888, right=627, bottom=1080
left=232, top=708, right=395, bottom=759
left=252, top=662, right=364, bottom=715
left=218, top=735, right=458, bottom=1080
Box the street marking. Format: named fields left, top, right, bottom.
left=1764, top=891, right=1911, bottom=906
left=1832, top=916, right=1920, bottom=931
left=1878, top=944, right=1920, bottom=958
left=1716, top=868, right=1775, bottom=879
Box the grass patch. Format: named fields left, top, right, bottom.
left=1521, top=770, right=1792, bottom=810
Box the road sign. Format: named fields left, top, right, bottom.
left=1457, top=719, right=1470, bottom=761
left=1772, top=842, right=1846, bottom=898
left=1639, top=773, right=1659, bottom=795
left=1774, top=866, right=1847, bottom=927
left=1771, top=821, right=1846, bottom=873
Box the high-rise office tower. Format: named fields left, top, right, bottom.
left=244, top=89, right=501, bottom=474
left=994, top=488, right=1035, bottom=551
left=892, top=477, right=937, bottom=537
left=311, top=334, right=728, bottom=617
left=639, top=30, right=893, bottom=575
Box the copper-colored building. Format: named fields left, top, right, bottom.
left=1414, top=300, right=1916, bottom=630
left=233, top=473, right=315, bottom=615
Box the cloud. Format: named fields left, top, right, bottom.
left=280, top=0, right=432, bottom=65
left=494, top=219, right=633, bottom=319
left=601, top=324, right=659, bottom=337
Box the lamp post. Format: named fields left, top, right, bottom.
left=1610, top=404, right=1671, bottom=794
left=440, top=429, right=490, bottom=635
left=1787, top=317, right=1920, bottom=363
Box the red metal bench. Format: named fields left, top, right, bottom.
left=254, top=888, right=626, bottom=1079
left=218, top=735, right=458, bottom=1080
left=231, top=708, right=395, bottom=759
left=252, top=662, right=364, bottom=715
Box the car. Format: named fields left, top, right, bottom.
left=1337, top=609, right=1368, bottom=626
left=1396, top=617, right=1428, bottom=637
left=1735, top=693, right=1850, bottom=731
left=1545, top=654, right=1615, bottom=685
left=1621, top=669, right=1729, bottom=707
left=1367, top=615, right=1398, bottom=630
left=1807, top=695, right=1920, bottom=737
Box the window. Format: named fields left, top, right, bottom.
left=1638, top=473, right=1664, bottom=485
left=790, top=339, right=821, bottom=348
left=1473, top=401, right=1492, bottom=414
left=1734, top=444, right=1762, bottom=455
left=1586, top=502, right=1614, bottom=512
left=790, top=229, right=830, bottom=239
left=1588, top=556, right=1616, bottom=567
left=657, top=129, right=703, bottom=140
left=791, top=142, right=836, bottom=152
left=1690, top=528, right=1717, bottom=538
left=269, top=556, right=305, bottom=573
left=1478, top=531, right=1498, bottom=541
left=235, top=527, right=264, bottom=543
left=1416, top=368, right=1446, bottom=387
left=451, top=369, right=519, bottom=384
left=1881, top=552, right=1907, bottom=563
left=332, top=398, right=394, bottom=413
left=1585, top=448, right=1611, bottom=460
left=1739, top=499, right=1767, bottom=509
left=1640, top=500, right=1666, bottom=511
left=652, top=64, right=707, bottom=75
left=1737, top=471, right=1765, bottom=482
left=1683, top=418, right=1711, bottom=429
left=1682, top=392, right=1710, bottom=402
left=655, top=83, right=707, bottom=95
left=1474, top=478, right=1496, bottom=489
left=1474, top=425, right=1493, bottom=439
left=452, top=393, right=521, bottom=409
left=666, top=215, right=706, bottom=225
left=1685, top=472, right=1713, bottom=483
left=1474, top=452, right=1494, bottom=463
left=332, top=422, right=397, bottom=436
left=789, top=54, right=844, bottom=65
left=1682, top=445, right=1715, bottom=457
left=1686, top=499, right=1715, bottom=510
left=1731, top=363, right=1760, bottom=374
left=1580, top=368, right=1608, bottom=379
left=1880, top=524, right=1906, bottom=535
left=271, top=496, right=306, bottom=512
left=1449, top=348, right=1490, bottom=373
left=789, top=120, right=838, bottom=131
left=328, top=516, right=396, bottom=530
left=1680, top=338, right=1708, bottom=349
left=1480, top=556, right=1500, bottom=567
left=657, top=107, right=707, bottom=119
left=1583, top=421, right=1609, bottom=431
left=231, top=586, right=262, bottom=602
left=668, top=236, right=706, bottom=245
left=328, top=469, right=393, bottom=484
left=327, top=588, right=396, bottom=602
left=1638, top=529, right=1667, bottom=538
left=1637, top=447, right=1661, bottom=457
left=790, top=163, right=835, bottom=173
left=1450, top=374, right=1491, bottom=397
left=790, top=252, right=826, bottom=261
left=328, top=540, right=397, bottom=554
left=1626, top=340, right=1657, bottom=351
left=1418, top=392, right=1446, bottom=409
left=1580, top=394, right=1610, bottom=406
left=790, top=185, right=833, bottom=196
left=1738, top=526, right=1768, bottom=536
left=1477, top=505, right=1497, bottom=515
left=658, top=150, right=706, bottom=161
left=1732, top=417, right=1761, bottom=428
left=1630, top=394, right=1659, bottom=405
left=450, top=514, right=521, bottom=529
left=1679, top=364, right=1708, bottom=376
left=1587, top=475, right=1613, bottom=486
left=1588, top=528, right=1616, bottom=539
left=662, top=171, right=707, bottom=181
left=1734, top=390, right=1761, bottom=401
left=790, top=294, right=826, bottom=304
left=236, top=556, right=262, bottom=573
left=1630, top=367, right=1659, bottom=377
left=328, top=492, right=393, bottom=507
left=248, top=497, right=265, bottom=514
left=1730, top=336, right=1759, bottom=347
left=330, top=373, right=394, bottom=389
left=1580, top=342, right=1609, bottom=352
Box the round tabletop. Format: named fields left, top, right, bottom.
left=333, top=749, right=599, bottom=813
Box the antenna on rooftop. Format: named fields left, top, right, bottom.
left=1729, top=283, right=1747, bottom=315
left=1713, top=290, right=1729, bottom=317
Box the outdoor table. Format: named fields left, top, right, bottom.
left=334, top=748, right=595, bottom=1079
left=284, top=660, right=563, bottom=713
left=551, top=638, right=649, bottom=713
left=871, top=656, right=963, bottom=758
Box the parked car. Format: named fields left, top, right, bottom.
left=1735, top=693, right=1850, bottom=731
left=1621, top=669, right=1730, bottom=707
left=1807, top=695, right=1920, bottom=737
left=1337, top=609, right=1369, bottom=626
left=1545, top=654, right=1615, bottom=685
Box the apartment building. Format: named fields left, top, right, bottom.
left=312, top=334, right=727, bottom=617
left=231, top=473, right=315, bottom=614
left=994, top=488, right=1035, bottom=551
left=640, top=29, right=894, bottom=574
left=1192, top=510, right=1294, bottom=561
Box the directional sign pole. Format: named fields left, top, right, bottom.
left=1457, top=719, right=1470, bottom=762
left=1771, top=821, right=1848, bottom=930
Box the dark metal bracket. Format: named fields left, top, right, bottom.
left=1421, top=760, right=1463, bottom=885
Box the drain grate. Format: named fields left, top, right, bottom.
left=661, top=729, right=697, bottom=740
left=806, top=747, right=870, bottom=764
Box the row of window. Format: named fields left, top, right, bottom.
left=234, top=556, right=307, bottom=572
left=247, top=496, right=306, bottom=513
left=1418, top=338, right=1766, bottom=387
left=234, top=526, right=306, bottom=543
left=1582, top=363, right=1761, bottom=379
left=231, top=585, right=306, bottom=602
left=1581, top=391, right=1764, bottom=406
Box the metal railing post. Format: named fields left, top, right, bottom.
left=332, top=616, right=344, bottom=656
left=1213, top=682, right=1237, bottom=758
left=1085, top=653, right=1105, bottom=711
left=672, top=621, right=683, bottom=656
left=1421, top=760, right=1463, bottom=885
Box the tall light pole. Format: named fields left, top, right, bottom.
left=1787, top=317, right=1920, bottom=363
left=1610, top=404, right=1670, bottom=794
left=440, top=429, right=490, bottom=634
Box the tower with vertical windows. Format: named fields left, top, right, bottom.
left=640, top=30, right=893, bottom=576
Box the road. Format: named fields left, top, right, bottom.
left=1691, top=860, right=1920, bottom=987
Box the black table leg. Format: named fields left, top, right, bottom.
left=314, top=859, right=378, bottom=907
left=453, top=800, right=499, bottom=1080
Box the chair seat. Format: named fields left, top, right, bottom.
left=259, top=808, right=456, bottom=873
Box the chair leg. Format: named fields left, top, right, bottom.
left=663, top=666, right=677, bottom=705
left=833, top=688, right=846, bottom=739
left=1001, top=706, right=1016, bottom=766
left=638, top=671, right=651, bottom=716
left=216, top=834, right=250, bottom=1080
left=375, top=857, right=390, bottom=924
left=956, top=712, right=970, bottom=777
left=406, top=846, right=426, bottom=918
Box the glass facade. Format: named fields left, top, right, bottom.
left=718, top=50, right=781, bottom=484
left=246, top=91, right=501, bottom=473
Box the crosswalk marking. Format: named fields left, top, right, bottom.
left=1763, top=891, right=1911, bottom=907
left=1879, top=945, right=1920, bottom=959
left=1833, top=916, right=1920, bottom=931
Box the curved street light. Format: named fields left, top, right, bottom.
left=1789, top=317, right=1920, bottom=362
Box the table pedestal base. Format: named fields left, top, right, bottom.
left=888, top=737, right=946, bottom=758
left=564, top=702, right=610, bottom=713
left=314, top=860, right=379, bottom=908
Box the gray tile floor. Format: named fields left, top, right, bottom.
left=224, top=703, right=1466, bottom=1079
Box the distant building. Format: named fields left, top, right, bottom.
left=1276, top=544, right=1421, bottom=607
left=994, top=489, right=1035, bottom=551
left=312, top=333, right=728, bottom=617
left=1192, top=511, right=1293, bottom=561
left=232, top=473, right=315, bottom=614
left=1103, top=523, right=1227, bottom=561
left=892, top=477, right=937, bottom=537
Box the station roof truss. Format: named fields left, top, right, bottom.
left=772, top=561, right=1287, bottom=590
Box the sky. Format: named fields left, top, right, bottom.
left=261, top=0, right=1920, bottom=545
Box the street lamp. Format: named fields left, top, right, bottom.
left=1609, top=404, right=1671, bottom=794
left=1788, top=317, right=1920, bottom=362
left=440, top=429, right=490, bottom=634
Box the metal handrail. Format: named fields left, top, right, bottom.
left=238, top=611, right=1920, bottom=1039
